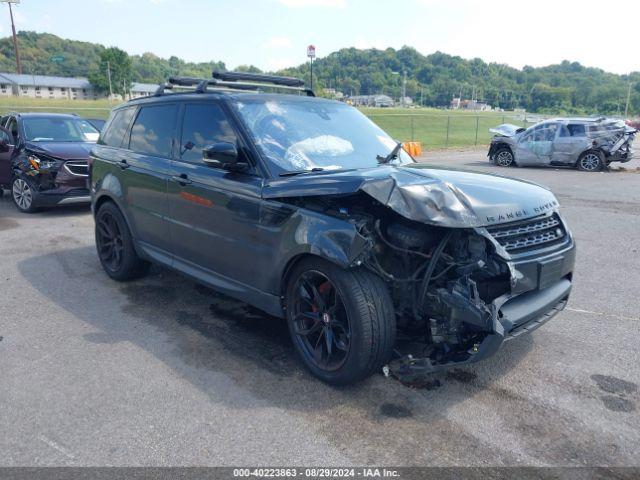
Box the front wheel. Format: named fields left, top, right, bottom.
left=12, top=176, right=39, bottom=213
left=577, top=151, right=604, bottom=172
left=493, top=147, right=515, bottom=167
left=285, top=258, right=396, bottom=385
left=95, top=201, right=149, bottom=281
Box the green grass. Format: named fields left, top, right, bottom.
left=361, top=107, right=537, bottom=149
left=0, top=98, right=537, bottom=149
left=0, top=97, right=118, bottom=120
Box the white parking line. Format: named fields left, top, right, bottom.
left=38, top=434, right=75, bottom=460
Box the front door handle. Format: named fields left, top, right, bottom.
left=171, top=173, right=192, bottom=186
left=118, top=159, right=130, bottom=170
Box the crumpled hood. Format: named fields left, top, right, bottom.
left=489, top=124, right=525, bottom=137
left=25, top=141, right=94, bottom=160
left=264, top=164, right=559, bottom=228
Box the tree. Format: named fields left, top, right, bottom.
left=88, top=47, right=132, bottom=97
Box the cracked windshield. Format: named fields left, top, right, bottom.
left=234, top=98, right=412, bottom=173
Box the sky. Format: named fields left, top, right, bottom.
left=4, top=0, right=640, bottom=74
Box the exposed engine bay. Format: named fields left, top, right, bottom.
left=280, top=191, right=562, bottom=379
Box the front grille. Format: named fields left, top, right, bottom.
left=487, top=213, right=567, bottom=254
left=64, top=161, right=89, bottom=176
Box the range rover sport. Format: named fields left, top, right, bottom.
left=90, top=71, right=576, bottom=385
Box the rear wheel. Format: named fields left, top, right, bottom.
left=285, top=258, right=396, bottom=385
left=12, top=176, right=40, bottom=213
left=95, top=201, right=149, bottom=281
left=494, top=147, right=515, bottom=167
left=577, top=151, right=604, bottom=172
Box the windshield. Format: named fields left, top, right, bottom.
left=232, top=97, right=413, bottom=173
left=23, top=117, right=100, bottom=143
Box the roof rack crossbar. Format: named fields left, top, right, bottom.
left=157, top=75, right=315, bottom=97
left=211, top=70, right=305, bottom=88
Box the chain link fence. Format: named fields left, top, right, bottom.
left=0, top=104, right=550, bottom=150
left=364, top=112, right=549, bottom=149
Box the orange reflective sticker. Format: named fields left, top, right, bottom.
left=180, top=191, right=213, bottom=207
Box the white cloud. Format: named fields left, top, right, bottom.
left=277, top=0, right=346, bottom=8
left=266, top=57, right=297, bottom=71
left=265, top=36, right=293, bottom=49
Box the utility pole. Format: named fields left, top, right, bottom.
left=307, top=45, right=316, bottom=92
left=2, top=0, right=22, bottom=74
left=106, top=60, right=113, bottom=100
left=624, top=82, right=632, bottom=117
left=402, top=70, right=407, bottom=108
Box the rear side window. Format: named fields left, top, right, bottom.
left=100, top=107, right=135, bottom=147
left=179, top=103, right=237, bottom=163
left=129, top=104, right=178, bottom=157
left=567, top=124, right=586, bottom=137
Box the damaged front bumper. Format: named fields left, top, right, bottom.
left=389, top=224, right=575, bottom=379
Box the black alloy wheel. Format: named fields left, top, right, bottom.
left=285, top=258, right=396, bottom=385
left=291, top=270, right=351, bottom=372
left=95, top=202, right=149, bottom=281
left=96, top=209, right=125, bottom=273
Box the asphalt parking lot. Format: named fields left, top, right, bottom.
left=1, top=149, right=639, bottom=467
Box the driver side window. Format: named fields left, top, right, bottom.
left=179, top=103, right=238, bottom=164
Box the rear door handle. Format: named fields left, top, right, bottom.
left=171, top=173, right=192, bottom=186
left=118, top=159, right=130, bottom=170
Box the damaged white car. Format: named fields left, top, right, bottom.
left=488, top=118, right=636, bottom=171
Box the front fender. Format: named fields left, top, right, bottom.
left=260, top=205, right=371, bottom=295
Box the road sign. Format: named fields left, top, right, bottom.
left=307, top=45, right=316, bottom=59
left=50, top=55, right=65, bottom=63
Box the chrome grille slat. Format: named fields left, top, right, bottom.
left=64, top=160, right=89, bottom=176
left=489, top=216, right=560, bottom=239
left=488, top=213, right=566, bottom=253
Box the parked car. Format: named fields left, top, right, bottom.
left=0, top=113, right=98, bottom=212
left=91, top=72, right=575, bottom=385
left=488, top=117, right=636, bottom=171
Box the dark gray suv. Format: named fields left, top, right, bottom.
left=90, top=72, right=576, bottom=385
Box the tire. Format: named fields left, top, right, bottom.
left=493, top=147, right=515, bottom=167
left=285, top=257, right=396, bottom=385
left=577, top=150, right=604, bottom=172
left=12, top=176, right=40, bottom=213
left=95, top=201, right=149, bottom=281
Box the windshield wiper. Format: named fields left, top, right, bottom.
left=279, top=167, right=325, bottom=177
left=376, top=142, right=403, bottom=164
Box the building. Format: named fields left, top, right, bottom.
left=450, top=97, right=492, bottom=111
left=130, top=82, right=160, bottom=99
left=0, top=73, right=97, bottom=100
left=349, top=94, right=395, bottom=108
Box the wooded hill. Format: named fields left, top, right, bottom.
left=1, top=31, right=638, bottom=114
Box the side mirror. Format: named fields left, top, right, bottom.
left=202, top=142, right=248, bottom=172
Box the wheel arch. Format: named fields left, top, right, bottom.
left=280, top=252, right=354, bottom=299
left=93, top=191, right=142, bottom=256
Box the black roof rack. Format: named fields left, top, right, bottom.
left=211, top=70, right=305, bottom=87
left=151, top=71, right=314, bottom=98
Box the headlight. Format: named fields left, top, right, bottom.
left=27, top=155, right=55, bottom=170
